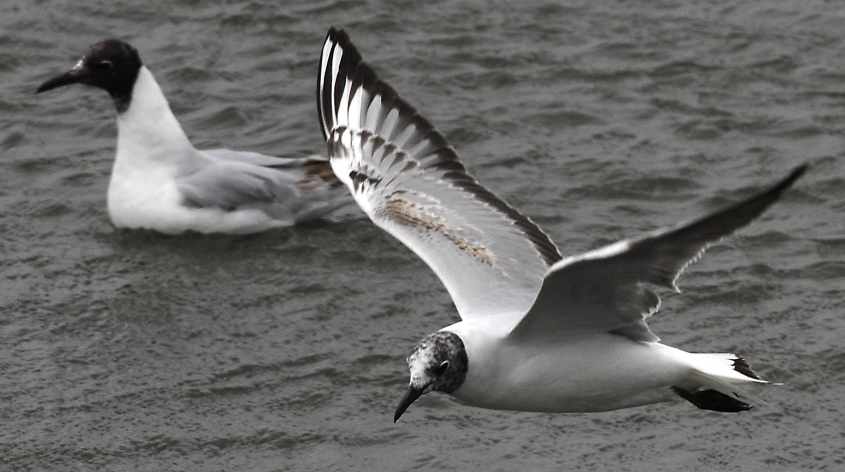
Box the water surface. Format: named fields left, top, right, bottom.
left=1, top=1, right=843, bottom=470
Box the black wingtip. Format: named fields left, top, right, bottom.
left=778, top=163, right=808, bottom=191
left=731, top=356, right=762, bottom=381
left=326, top=26, right=343, bottom=40
left=318, top=26, right=366, bottom=141
left=325, top=27, right=350, bottom=51
left=672, top=387, right=753, bottom=413
left=325, top=27, right=362, bottom=63
left=748, top=163, right=808, bottom=210
left=325, top=26, right=341, bottom=47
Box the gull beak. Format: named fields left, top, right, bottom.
left=393, top=386, right=423, bottom=423
left=36, top=63, right=88, bottom=93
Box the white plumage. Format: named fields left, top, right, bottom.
left=39, top=40, right=354, bottom=234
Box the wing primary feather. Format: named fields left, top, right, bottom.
left=512, top=165, right=807, bottom=341
left=317, top=28, right=563, bottom=319
left=318, top=27, right=562, bottom=268
left=635, top=163, right=808, bottom=291
left=318, top=31, right=337, bottom=141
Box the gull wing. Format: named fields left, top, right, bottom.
left=177, top=149, right=342, bottom=211
left=202, top=148, right=309, bottom=168
left=317, top=28, right=562, bottom=320
left=510, top=165, right=806, bottom=342
left=176, top=160, right=300, bottom=211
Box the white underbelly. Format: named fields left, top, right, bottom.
left=106, top=173, right=287, bottom=234
left=454, top=334, right=692, bottom=413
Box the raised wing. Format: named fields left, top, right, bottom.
left=511, top=165, right=807, bottom=342
left=317, top=28, right=561, bottom=320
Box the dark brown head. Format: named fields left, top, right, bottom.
left=36, top=39, right=143, bottom=113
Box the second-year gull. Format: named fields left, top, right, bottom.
left=316, top=28, right=806, bottom=422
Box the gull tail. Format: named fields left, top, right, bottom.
left=673, top=353, right=768, bottom=413
left=300, top=157, right=341, bottom=189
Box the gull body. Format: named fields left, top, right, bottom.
left=449, top=320, right=704, bottom=412
left=316, top=28, right=804, bottom=421
left=107, top=66, right=303, bottom=234
left=38, top=39, right=353, bottom=234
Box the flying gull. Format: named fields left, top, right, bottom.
left=37, top=39, right=355, bottom=234
left=317, top=28, right=807, bottom=422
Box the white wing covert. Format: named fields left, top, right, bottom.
left=511, top=165, right=806, bottom=342
left=317, top=28, right=562, bottom=320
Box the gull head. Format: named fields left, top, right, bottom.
left=36, top=39, right=142, bottom=112
left=394, top=331, right=467, bottom=422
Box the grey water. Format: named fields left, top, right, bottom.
left=2, top=0, right=844, bottom=470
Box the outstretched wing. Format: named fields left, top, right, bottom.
left=317, top=28, right=562, bottom=320
left=511, top=165, right=806, bottom=342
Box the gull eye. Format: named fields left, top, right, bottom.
left=433, top=360, right=449, bottom=376
left=93, top=60, right=114, bottom=70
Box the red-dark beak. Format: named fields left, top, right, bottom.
left=393, top=386, right=423, bottom=423
left=36, top=66, right=88, bottom=93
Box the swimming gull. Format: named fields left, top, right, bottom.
left=37, top=39, right=355, bottom=234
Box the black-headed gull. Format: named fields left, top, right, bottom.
left=316, top=28, right=806, bottom=422
left=37, top=39, right=355, bottom=234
